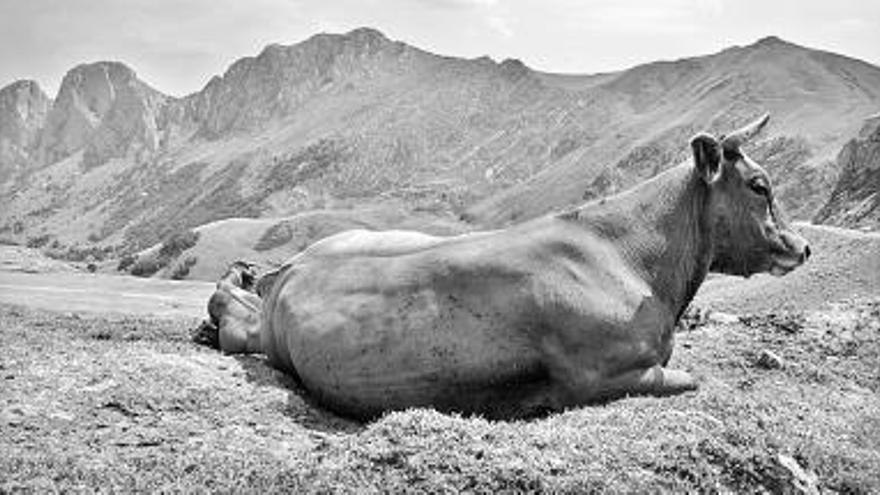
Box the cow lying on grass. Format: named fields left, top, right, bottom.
left=256, top=114, right=809, bottom=419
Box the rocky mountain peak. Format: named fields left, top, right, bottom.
left=38, top=61, right=168, bottom=167
left=190, top=27, right=408, bottom=137
left=343, top=26, right=389, bottom=46
left=754, top=35, right=790, bottom=47
left=0, top=79, right=51, bottom=181
left=0, top=79, right=51, bottom=133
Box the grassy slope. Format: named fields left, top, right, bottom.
left=696, top=223, right=880, bottom=313
left=2, top=296, right=878, bottom=493
left=152, top=205, right=469, bottom=281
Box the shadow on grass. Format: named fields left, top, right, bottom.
left=232, top=354, right=363, bottom=434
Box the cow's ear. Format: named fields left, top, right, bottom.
left=691, top=133, right=721, bottom=184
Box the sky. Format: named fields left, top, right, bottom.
left=1, top=0, right=878, bottom=98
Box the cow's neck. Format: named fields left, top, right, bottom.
left=568, top=163, right=713, bottom=320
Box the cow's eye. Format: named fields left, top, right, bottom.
left=749, top=179, right=769, bottom=197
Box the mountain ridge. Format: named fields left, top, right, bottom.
left=1, top=28, right=879, bottom=254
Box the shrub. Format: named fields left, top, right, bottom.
left=117, top=254, right=137, bottom=272
left=159, top=230, right=200, bottom=259
left=127, top=230, right=199, bottom=278
left=170, top=256, right=198, bottom=280
left=26, top=235, right=51, bottom=248
left=130, top=258, right=164, bottom=277
left=254, top=222, right=293, bottom=252
left=45, top=244, right=117, bottom=262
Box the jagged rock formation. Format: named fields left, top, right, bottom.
left=0, top=80, right=50, bottom=182
left=37, top=61, right=170, bottom=168
left=1, top=29, right=879, bottom=249
left=814, top=115, right=880, bottom=230
left=189, top=28, right=410, bottom=137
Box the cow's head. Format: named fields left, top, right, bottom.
left=691, top=114, right=810, bottom=277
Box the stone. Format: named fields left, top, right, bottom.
left=756, top=349, right=785, bottom=369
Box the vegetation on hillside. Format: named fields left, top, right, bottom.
left=128, top=229, right=200, bottom=277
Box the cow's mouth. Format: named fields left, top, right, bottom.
left=769, top=255, right=803, bottom=276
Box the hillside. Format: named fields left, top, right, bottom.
left=144, top=204, right=468, bottom=282
left=695, top=223, right=880, bottom=314
left=1, top=30, right=880, bottom=252
left=813, top=114, right=880, bottom=230
left=468, top=36, right=880, bottom=226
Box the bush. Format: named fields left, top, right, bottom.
left=130, top=258, right=164, bottom=277
left=254, top=222, right=293, bottom=252
left=170, top=256, right=198, bottom=280
left=45, top=244, right=117, bottom=263
left=127, top=230, right=199, bottom=278
left=26, top=235, right=51, bottom=249
left=159, top=230, right=200, bottom=259
left=117, top=254, right=137, bottom=272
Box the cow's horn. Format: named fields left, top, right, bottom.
left=722, top=113, right=769, bottom=150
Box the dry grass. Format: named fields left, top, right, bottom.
left=2, top=297, right=878, bottom=493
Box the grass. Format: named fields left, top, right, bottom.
left=1, top=299, right=878, bottom=493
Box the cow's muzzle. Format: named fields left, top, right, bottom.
left=769, top=231, right=810, bottom=276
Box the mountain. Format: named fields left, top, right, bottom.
left=466, top=36, right=880, bottom=225
left=0, top=80, right=51, bottom=183
left=814, top=114, right=880, bottom=230
left=41, top=61, right=170, bottom=169
left=1, top=29, right=879, bottom=256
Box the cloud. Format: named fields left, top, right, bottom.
left=487, top=15, right=514, bottom=38
left=412, top=0, right=497, bottom=9
left=555, top=0, right=723, bottom=35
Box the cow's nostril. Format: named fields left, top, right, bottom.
left=802, top=245, right=811, bottom=261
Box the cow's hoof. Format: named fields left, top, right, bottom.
left=191, top=320, right=220, bottom=349
left=661, top=368, right=699, bottom=394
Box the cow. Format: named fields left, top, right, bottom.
left=259, top=114, right=810, bottom=419
left=204, top=260, right=263, bottom=354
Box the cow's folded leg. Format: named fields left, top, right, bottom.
left=583, top=366, right=698, bottom=402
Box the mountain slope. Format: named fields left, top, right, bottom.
left=1, top=30, right=879, bottom=250
left=813, top=114, right=880, bottom=230
left=466, top=36, right=880, bottom=226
